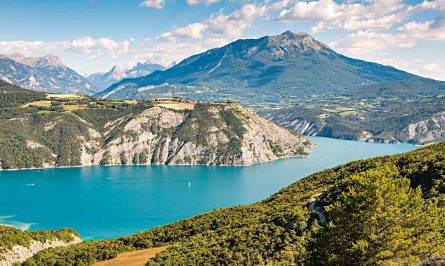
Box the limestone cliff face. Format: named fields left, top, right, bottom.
left=0, top=101, right=312, bottom=170
left=80, top=103, right=313, bottom=166
left=276, top=118, right=320, bottom=136
left=271, top=112, right=445, bottom=145
left=0, top=235, right=81, bottom=266
left=397, top=112, right=445, bottom=145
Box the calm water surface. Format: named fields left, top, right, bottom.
left=0, top=137, right=417, bottom=239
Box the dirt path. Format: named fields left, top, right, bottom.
left=308, top=193, right=327, bottom=224
left=94, top=247, right=167, bottom=266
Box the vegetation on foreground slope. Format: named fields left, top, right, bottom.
left=19, top=142, right=445, bottom=265
left=0, top=226, right=79, bottom=255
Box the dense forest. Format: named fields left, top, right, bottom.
left=16, top=141, right=445, bottom=265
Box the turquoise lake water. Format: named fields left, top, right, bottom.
left=0, top=137, right=417, bottom=240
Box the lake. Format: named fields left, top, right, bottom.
left=0, top=137, right=417, bottom=240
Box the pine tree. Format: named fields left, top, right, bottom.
left=307, top=166, right=445, bottom=265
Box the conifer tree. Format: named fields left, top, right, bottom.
left=307, top=166, right=445, bottom=265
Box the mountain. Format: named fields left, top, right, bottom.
left=0, top=81, right=312, bottom=170
left=96, top=31, right=439, bottom=99
left=87, top=62, right=164, bottom=92
left=19, top=141, right=445, bottom=265
left=0, top=53, right=93, bottom=94
left=125, top=61, right=165, bottom=78
left=86, top=65, right=127, bottom=92
left=95, top=31, right=445, bottom=144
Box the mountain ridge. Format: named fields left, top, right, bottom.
left=0, top=53, right=93, bottom=94
left=96, top=31, right=427, bottom=99
left=0, top=53, right=165, bottom=95
left=86, top=62, right=164, bottom=92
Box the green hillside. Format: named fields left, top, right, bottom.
left=20, top=141, right=445, bottom=265
left=0, top=226, right=79, bottom=255
left=0, top=81, right=311, bottom=169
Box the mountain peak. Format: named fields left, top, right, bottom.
left=281, top=31, right=309, bottom=37
left=105, top=65, right=126, bottom=80
left=266, top=31, right=330, bottom=53
left=6, top=53, right=31, bottom=65
left=37, top=54, right=65, bottom=68
left=3, top=53, right=65, bottom=68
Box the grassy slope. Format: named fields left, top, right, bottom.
left=20, top=142, right=445, bottom=265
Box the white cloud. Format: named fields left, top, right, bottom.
left=355, top=55, right=445, bottom=81
left=186, top=0, right=219, bottom=5
left=331, top=13, right=445, bottom=55
left=132, top=37, right=230, bottom=68
left=331, top=30, right=416, bottom=55
left=158, top=2, right=286, bottom=42
left=140, top=0, right=219, bottom=9
left=139, top=0, right=165, bottom=9
left=144, top=1, right=288, bottom=66
left=398, top=17, right=445, bottom=41
left=0, top=37, right=131, bottom=58
left=276, top=0, right=432, bottom=33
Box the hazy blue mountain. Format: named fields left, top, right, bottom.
left=87, top=62, right=164, bottom=92
left=0, top=53, right=93, bottom=94
left=86, top=65, right=127, bottom=93
left=125, top=62, right=165, bottom=78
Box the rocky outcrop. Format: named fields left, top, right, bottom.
left=270, top=112, right=445, bottom=145
left=397, top=112, right=445, bottom=145
left=80, top=103, right=313, bottom=166
left=0, top=235, right=81, bottom=266
left=0, top=101, right=313, bottom=170
left=277, top=119, right=320, bottom=136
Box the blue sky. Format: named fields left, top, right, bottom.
left=1, top=0, right=444, bottom=81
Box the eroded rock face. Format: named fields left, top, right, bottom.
left=269, top=112, right=445, bottom=145
left=0, top=235, right=82, bottom=266
left=81, top=104, right=313, bottom=167
left=397, top=112, right=445, bottom=145
left=1, top=102, right=313, bottom=170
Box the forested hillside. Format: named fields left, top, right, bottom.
left=20, top=141, right=445, bottom=265
left=0, top=81, right=311, bottom=169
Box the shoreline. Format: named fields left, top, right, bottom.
left=0, top=154, right=311, bottom=172
left=0, top=136, right=422, bottom=172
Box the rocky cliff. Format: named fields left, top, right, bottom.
left=0, top=86, right=313, bottom=170
left=0, top=235, right=81, bottom=266
left=80, top=103, right=312, bottom=167
left=269, top=110, right=445, bottom=145
left=397, top=111, right=445, bottom=145
left=0, top=226, right=81, bottom=266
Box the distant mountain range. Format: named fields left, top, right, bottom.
left=0, top=53, right=164, bottom=94
left=94, top=31, right=445, bottom=144
left=0, top=53, right=93, bottom=94
left=86, top=62, right=164, bottom=92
